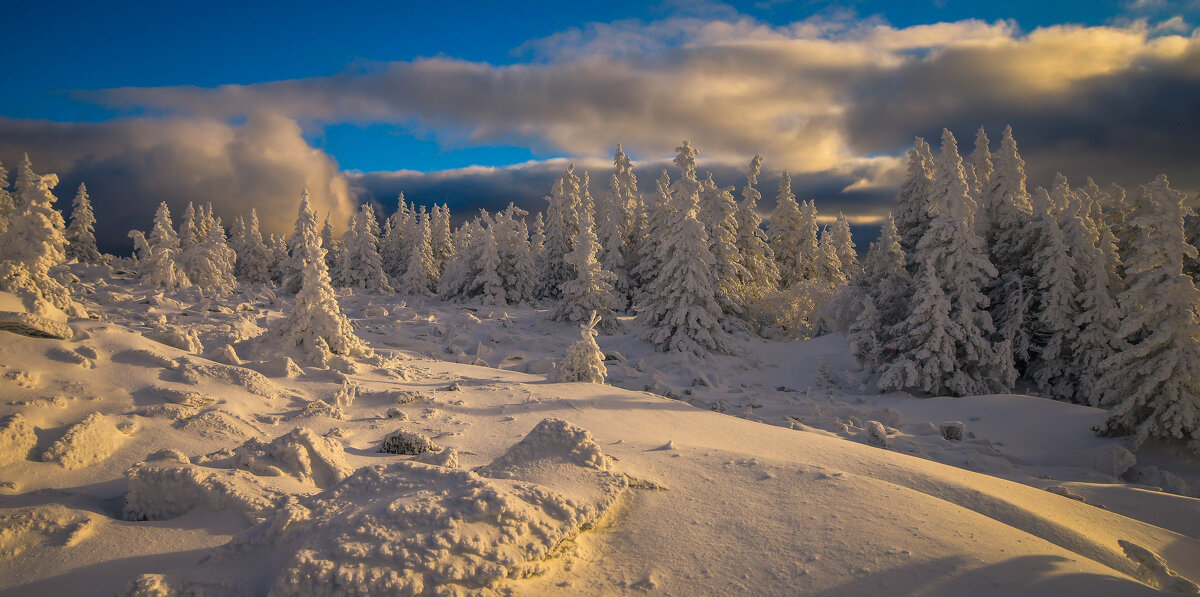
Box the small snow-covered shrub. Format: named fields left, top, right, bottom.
left=42, top=413, right=128, bottom=469
left=865, top=420, right=888, bottom=448
left=940, top=421, right=965, bottom=442
left=148, top=327, right=203, bottom=353
left=379, top=429, right=440, bottom=455
left=557, top=312, right=607, bottom=384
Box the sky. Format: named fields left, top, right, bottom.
left=1, top=0, right=1198, bottom=252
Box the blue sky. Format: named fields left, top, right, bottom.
left=5, top=0, right=1141, bottom=172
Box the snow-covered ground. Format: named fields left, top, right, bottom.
left=0, top=266, right=1198, bottom=596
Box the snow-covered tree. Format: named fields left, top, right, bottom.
left=0, top=157, right=76, bottom=311
left=177, top=204, right=236, bottom=295
left=134, top=202, right=190, bottom=289
left=276, top=189, right=371, bottom=365
left=396, top=209, right=435, bottom=296
left=982, top=126, right=1035, bottom=367
left=829, top=213, right=857, bottom=279
left=734, top=155, right=779, bottom=302
left=968, top=127, right=993, bottom=221
left=475, top=223, right=506, bottom=306
left=557, top=312, right=607, bottom=384
left=321, top=216, right=339, bottom=271
left=530, top=211, right=546, bottom=260
left=893, top=138, right=936, bottom=257
left=878, top=263, right=959, bottom=395
left=912, top=129, right=1011, bottom=395
left=381, top=196, right=412, bottom=282
left=1095, top=175, right=1200, bottom=451
left=1068, top=190, right=1123, bottom=406
left=598, top=148, right=635, bottom=311
left=554, top=197, right=618, bottom=331
left=65, top=183, right=101, bottom=263
left=699, top=172, right=748, bottom=320
left=536, top=165, right=582, bottom=301
left=231, top=208, right=273, bottom=284
left=1027, top=186, right=1079, bottom=399
left=769, top=172, right=817, bottom=286
left=630, top=170, right=672, bottom=308
left=0, top=159, right=12, bottom=236
left=267, top=233, right=289, bottom=284
left=848, top=297, right=883, bottom=370
left=638, top=141, right=728, bottom=355
left=430, top=203, right=454, bottom=275
left=177, top=202, right=200, bottom=256
left=815, top=227, right=846, bottom=287
left=335, top=203, right=392, bottom=294
left=494, top=204, right=537, bottom=304
left=858, top=214, right=910, bottom=331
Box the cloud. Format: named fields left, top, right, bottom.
left=0, top=113, right=356, bottom=254
left=92, top=15, right=1200, bottom=200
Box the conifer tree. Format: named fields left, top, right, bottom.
left=0, top=159, right=12, bottom=236
left=699, top=172, right=748, bottom=320
left=914, top=129, right=1011, bottom=395
left=335, top=203, right=392, bottom=293
left=829, top=213, right=857, bottom=279
left=1068, top=191, right=1123, bottom=406
left=815, top=227, right=846, bottom=287
left=0, top=157, right=76, bottom=311
left=1095, top=175, right=1200, bottom=451
left=178, top=202, right=200, bottom=256
left=893, top=138, right=936, bottom=257
left=858, top=214, right=910, bottom=332
left=878, top=263, right=959, bottom=395
left=848, top=297, right=883, bottom=370
left=431, top=203, right=455, bottom=275
left=968, top=127, right=993, bottom=220
left=769, top=172, right=805, bottom=285
left=268, top=233, right=289, bottom=284
left=598, top=151, right=633, bottom=311
left=381, top=196, right=412, bottom=281
left=494, top=204, right=537, bottom=304
left=554, top=197, right=618, bottom=331
left=321, top=215, right=339, bottom=271
left=475, top=223, right=506, bottom=306
left=536, top=165, right=582, bottom=301
left=734, top=155, right=779, bottom=301
left=136, top=201, right=190, bottom=289
left=982, top=126, right=1036, bottom=367
left=181, top=206, right=236, bottom=296
left=232, top=208, right=273, bottom=284
left=630, top=170, right=672, bottom=308
left=276, top=189, right=372, bottom=365
left=1027, top=186, right=1079, bottom=399
left=638, top=141, right=728, bottom=355
left=531, top=211, right=546, bottom=260
left=397, top=209, right=435, bottom=296
left=65, top=183, right=101, bottom=263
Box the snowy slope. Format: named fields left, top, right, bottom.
left=0, top=271, right=1197, bottom=595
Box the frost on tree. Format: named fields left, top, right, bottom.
left=557, top=312, right=608, bottom=384
left=130, top=202, right=190, bottom=289
left=858, top=214, right=910, bottom=333
left=0, top=159, right=13, bottom=236
left=536, top=165, right=582, bottom=301
left=431, top=203, right=455, bottom=276
left=815, top=227, right=846, bottom=287
left=493, top=204, right=537, bottom=304
left=321, top=215, right=339, bottom=271
left=1096, top=175, right=1200, bottom=453
left=554, top=197, right=618, bottom=332
left=981, top=126, right=1035, bottom=368
left=396, top=209, right=436, bottom=296
left=0, top=155, right=79, bottom=314
left=638, top=142, right=729, bottom=356
left=1067, top=189, right=1122, bottom=406
left=598, top=146, right=637, bottom=311
left=178, top=203, right=237, bottom=296
left=630, top=170, right=672, bottom=309
left=65, top=183, right=101, bottom=263
left=381, top=195, right=413, bottom=282
left=893, top=138, right=936, bottom=257
left=231, top=208, right=273, bottom=284
left=770, top=172, right=818, bottom=286
left=911, top=129, right=1012, bottom=396
left=734, top=155, right=779, bottom=302
left=274, top=189, right=372, bottom=366
left=699, top=172, right=748, bottom=321
left=829, top=213, right=857, bottom=279
left=968, top=127, right=994, bottom=217
left=848, top=297, right=883, bottom=370
left=335, top=203, right=393, bottom=294
left=1027, top=185, right=1079, bottom=400
left=878, top=263, right=959, bottom=395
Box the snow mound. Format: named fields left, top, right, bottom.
left=0, top=505, right=95, bottom=557
left=47, top=346, right=93, bottom=368
left=147, top=327, right=203, bottom=353
left=231, top=428, right=353, bottom=488
left=1119, top=539, right=1200, bottom=593
left=234, top=419, right=629, bottom=596
left=41, top=413, right=127, bottom=469
left=124, top=460, right=287, bottom=522
left=0, top=413, right=37, bottom=466
left=413, top=447, right=459, bottom=468
left=1046, top=443, right=1138, bottom=478
left=150, top=385, right=217, bottom=408
left=0, top=291, right=72, bottom=340
left=173, top=410, right=262, bottom=441
left=115, top=348, right=179, bottom=370
left=177, top=361, right=283, bottom=399
left=476, top=417, right=610, bottom=478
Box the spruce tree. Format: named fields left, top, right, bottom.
left=277, top=189, right=372, bottom=366
left=1068, top=191, right=1123, bottom=406
left=769, top=172, right=805, bottom=286
left=0, top=158, right=75, bottom=311
left=381, top=196, right=412, bottom=282
left=893, top=138, right=936, bottom=257
left=494, top=204, right=537, bottom=304
left=983, top=126, right=1035, bottom=367
left=1096, top=175, right=1200, bottom=452
left=321, top=215, right=339, bottom=271
left=335, top=203, right=392, bottom=293
left=397, top=209, right=435, bottom=296
left=0, top=159, right=12, bottom=236
left=65, top=183, right=101, bottom=263
left=630, top=170, right=672, bottom=309
left=734, top=155, right=779, bottom=302
left=554, top=197, right=618, bottom=331
left=536, top=165, right=581, bottom=301
left=638, top=142, right=728, bottom=355
left=1027, top=186, right=1079, bottom=399
left=138, top=202, right=190, bottom=289
left=829, top=213, right=857, bottom=279
left=431, top=203, right=455, bottom=276
left=858, top=214, right=910, bottom=332
left=699, top=172, right=748, bottom=320
left=557, top=312, right=607, bottom=384
left=878, top=263, right=959, bottom=395
left=233, top=208, right=273, bottom=284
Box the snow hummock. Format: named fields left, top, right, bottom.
left=230, top=428, right=352, bottom=488
left=41, top=413, right=128, bottom=469
left=0, top=413, right=36, bottom=467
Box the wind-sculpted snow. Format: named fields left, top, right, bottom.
left=41, top=413, right=128, bottom=469
left=221, top=418, right=629, bottom=596
left=231, top=428, right=353, bottom=488
left=0, top=413, right=36, bottom=467
left=124, top=460, right=288, bottom=522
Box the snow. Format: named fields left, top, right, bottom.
left=0, top=265, right=1198, bottom=595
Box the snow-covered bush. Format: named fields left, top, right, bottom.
left=557, top=312, right=607, bottom=384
